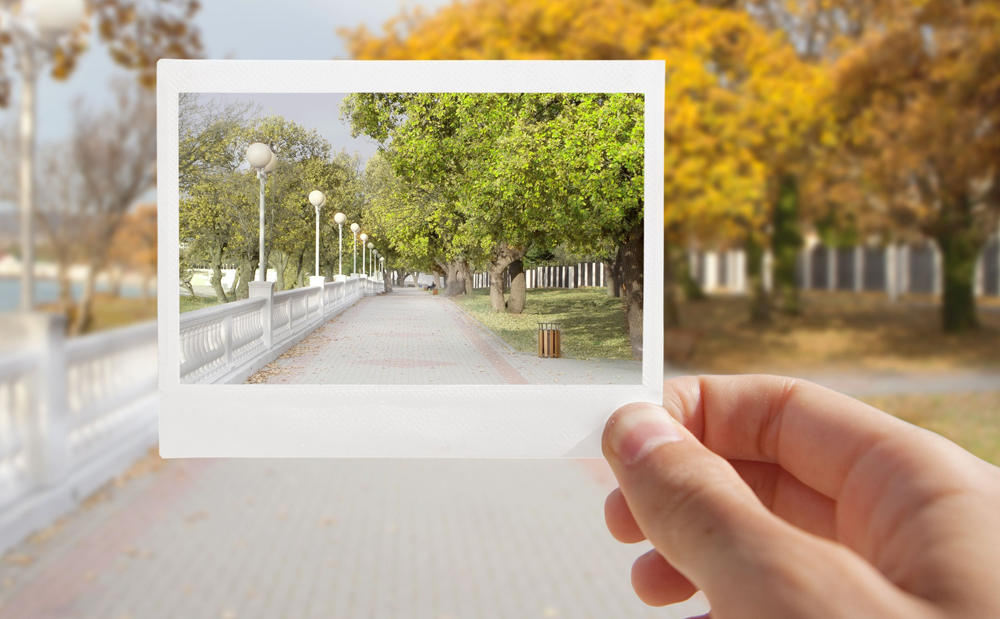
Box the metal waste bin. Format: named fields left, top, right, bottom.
left=537, top=322, right=562, bottom=358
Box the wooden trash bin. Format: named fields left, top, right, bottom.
left=432, top=289, right=439, bottom=296
left=537, top=322, right=562, bottom=358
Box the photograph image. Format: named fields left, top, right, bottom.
left=177, top=91, right=646, bottom=387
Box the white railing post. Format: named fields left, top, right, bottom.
left=28, top=314, right=69, bottom=488
left=901, top=245, right=911, bottom=294
left=223, top=314, right=234, bottom=370
left=827, top=246, right=836, bottom=291
left=886, top=244, right=899, bottom=302
left=249, top=281, right=274, bottom=352
left=855, top=246, right=864, bottom=292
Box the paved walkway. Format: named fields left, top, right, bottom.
left=0, top=457, right=708, bottom=619
left=250, top=288, right=642, bottom=386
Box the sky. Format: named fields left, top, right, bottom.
left=203, top=93, right=382, bottom=161
left=26, top=0, right=452, bottom=143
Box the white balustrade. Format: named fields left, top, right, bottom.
left=0, top=314, right=158, bottom=556
left=0, top=352, right=37, bottom=515
left=179, top=276, right=381, bottom=385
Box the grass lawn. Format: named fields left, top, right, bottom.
left=38, top=293, right=157, bottom=334
left=675, top=292, right=1000, bottom=374
left=451, top=288, right=632, bottom=360
left=180, top=294, right=220, bottom=314
left=865, top=391, right=1000, bottom=466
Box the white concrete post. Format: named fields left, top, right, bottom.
left=249, top=280, right=275, bottom=350
left=763, top=250, right=774, bottom=293
left=932, top=242, right=943, bottom=296
left=900, top=245, right=910, bottom=294
left=32, top=314, right=69, bottom=487
left=803, top=241, right=814, bottom=290
left=855, top=246, right=864, bottom=292
left=885, top=243, right=899, bottom=303
left=827, top=247, right=836, bottom=291
left=975, top=253, right=984, bottom=298
left=704, top=252, right=718, bottom=292
left=735, top=250, right=747, bottom=293
left=569, top=266, right=575, bottom=289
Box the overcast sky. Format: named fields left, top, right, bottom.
left=202, top=93, right=382, bottom=161
left=27, top=0, right=451, bottom=143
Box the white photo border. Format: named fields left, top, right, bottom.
left=158, top=60, right=665, bottom=458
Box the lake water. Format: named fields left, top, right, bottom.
left=0, top=278, right=155, bottom=312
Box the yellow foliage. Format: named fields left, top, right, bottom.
left=342, top=0, right=828, bottom=245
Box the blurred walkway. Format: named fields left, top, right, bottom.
left=0, top=458, right=707, bottom=619
left=252, top=288, right=642, bottom=386
left=791, top=368, right=1000, bottom=396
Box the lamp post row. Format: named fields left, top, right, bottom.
left=246, top=142, right=385, bottom=284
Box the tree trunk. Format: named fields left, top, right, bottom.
left=443, top=261, right=464, bottom=296
left=432, top=271, right=443, bottom=290
left=772, top=174, right=802, bottom=315
left=234, top=259, right=252, bottom=300
left=108, top=268, right=122, bottom=297
left=70, top=263, right=98, bottom=336
left=209, top=247, right=229, bottom=303
left=462, top=261, right=474, bottom=295
left=620, top=224, right=644, bottom=359
left=272, top=250, right=288, bottom=292
left=507, top=259, right=526, bottom=314
left=938, top=230, right=980, bottom=333
left=141, top=270, right=152, bottom=302
left=487, top=263, right=507, bottom=311
left=382, top=269, right=393, bottom=292
left=57, top=260, right=73, bottom=314
left=605, top=247, right=623, bottom=298
left=486, top=242, right=526, bottom=312
left=679, top=250, right=706, bottom=301
left=664, top=242, right=680, bottom=328
left=746, top=236, right=771, bottom=324
left=295, top=248, right=306, bottom=289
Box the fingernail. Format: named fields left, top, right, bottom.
left=609, top=404, right=684, bottom=465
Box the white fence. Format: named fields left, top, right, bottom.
left=691, top=239, right=1000, bottom=298
left=0, top=315, right=158, bottom=555
left=472, top=262, right=607, bottom=290
left=179, top=275, right=385, bottom=385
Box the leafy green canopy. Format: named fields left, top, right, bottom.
left=341, top=92, right=644, bottom=270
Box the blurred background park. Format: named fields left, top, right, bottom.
left=0, top=0, right=998, bottom=617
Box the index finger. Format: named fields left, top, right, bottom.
left=661, top=375, right=929, bottom=501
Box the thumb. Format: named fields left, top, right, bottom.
left=602, top=402, right=923, bottom=618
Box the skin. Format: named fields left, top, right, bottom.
left=602, top=375, right=1000, bottom=619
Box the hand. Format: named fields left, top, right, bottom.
left=602, top=375, right=1000, bottom=618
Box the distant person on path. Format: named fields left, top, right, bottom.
left=603, top=375, right=1000, bottom=617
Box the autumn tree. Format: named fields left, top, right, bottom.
left=109, top=203, right=157, bottom=299
left=826, top=0, right=1000, bottom=332
left=343, top=0, right=825, bottom=329
left=71, top=81, right=156, bottom=334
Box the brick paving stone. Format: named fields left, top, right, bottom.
left=251, top=288, right=643, bottom=386
left=0, top=458, right=709, bottom=618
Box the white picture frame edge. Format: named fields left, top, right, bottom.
left=157, top=59, right=666, bottom=458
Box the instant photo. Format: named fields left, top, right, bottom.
left=158, top=60, right=664, bottom=457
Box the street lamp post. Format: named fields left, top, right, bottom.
left=372, top=249, right=378, bottom=279
left=367, top=243, right=375, bottom=277
left=350, top=223, right=360, bottom=274
left=308, top=190, right=326, bottom=277
left=247, top=143, right=275, bottom=281
left=360, top=233, right=368, bottom=274
left=334, top=212, right=346, bottom=276
left=9, top=0, right=86, bottom=310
